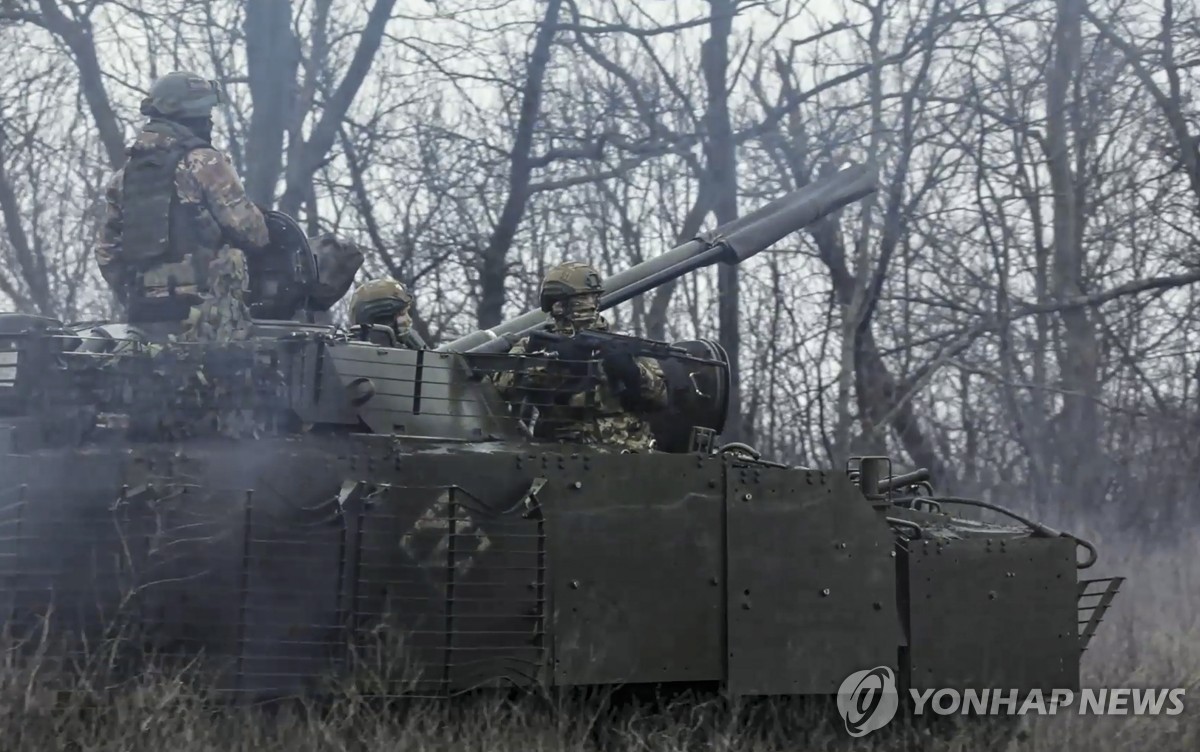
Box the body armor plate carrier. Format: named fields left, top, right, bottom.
left=121, top=119, right=210, bottom=307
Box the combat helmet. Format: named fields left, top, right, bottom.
left=349, top=278, right=413, bottom=327
left=140, top=71, right=226, bottom=119
left=539, top=261, right=604, bottom=312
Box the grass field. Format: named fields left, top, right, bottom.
left=2, top=530, right=1195, bottom=751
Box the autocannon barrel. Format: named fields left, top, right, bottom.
left=439, top=162, right=877, bottom=354
left=877, top=468, right=932, bottom=494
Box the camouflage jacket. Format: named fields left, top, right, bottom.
left=95, top=127, right=269, bottom=301
left=492, top=315, right=668, bottom=451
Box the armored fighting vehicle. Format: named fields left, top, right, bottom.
left=0, top=163, right=1122, bottom=703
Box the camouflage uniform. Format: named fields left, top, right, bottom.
left=493, top=262, right=667, bottom=451
left=94, top=71, right=268, bottom=342
left=179, top=248, right=252, bottom=342
left=347, top=278, right=423, bottom=349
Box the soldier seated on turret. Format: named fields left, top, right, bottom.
left=346, top=278, right=425, bottom=349
left=491, top=261, right=668, bottom=452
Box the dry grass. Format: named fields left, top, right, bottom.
left=998, top=529, right=1200, bottom=752
left=1, top=530, right=1195, bottom=751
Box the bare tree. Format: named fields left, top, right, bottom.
left=0, top=0, right=1197, bottom=531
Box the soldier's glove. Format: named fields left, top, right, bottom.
left=601, top=350, right=643, bottom=403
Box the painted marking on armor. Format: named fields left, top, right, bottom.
left=399, top=489, right=492, bottom=578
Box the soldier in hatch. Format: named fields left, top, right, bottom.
left=493, top=261, right=668, bottom=451
left=347, top=278, right=426, bottom=349
left=94, top=71, right=269, bottom=342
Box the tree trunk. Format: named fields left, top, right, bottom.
left=475, top=0, right=563, bottom=328
left=243, top=0, right=299, bottom=206
left=1046, top=0, right=1102, bottom=506
left=278, top=0, right=397, bottom=218
left=701, top=0, right=742, bottom=442
left=33, top=1, right=126, bottom=168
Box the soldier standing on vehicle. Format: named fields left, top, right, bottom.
left=94, top=71, right=269, bottom=342
left=347, top=278, right=426, bottom=349
left=492, top=261, right=668, bottom=451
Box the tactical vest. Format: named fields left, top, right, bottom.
left=120, top=119, right=210, bottom=296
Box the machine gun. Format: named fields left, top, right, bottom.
left=524, top=328, right=723, bottom=395
left=526, top=329, right=722, bottom=367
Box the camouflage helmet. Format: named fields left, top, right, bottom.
left=539, top=261, right=604, bottom=312
left=140, top=71, right=226, bottom=119
left=349, top=278, right=413, bottom=326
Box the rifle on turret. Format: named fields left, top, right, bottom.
left=522, top=328, right=725, bottom=404
left=526, top=329, right=723, bottom=368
